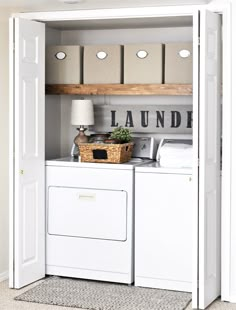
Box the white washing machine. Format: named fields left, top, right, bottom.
left=135, top=139, right=193, bottom=292
left=45, top=156, right=152, bottom=284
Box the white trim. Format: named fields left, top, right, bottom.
left=228, top=297, right=236, bottom=304
left=205, top=0, right=231, bottom=12
left=10, top=1, right=232, bottom=22
left=229, top=0, right=236, bottom=303
left=9, top=17, right=14, bottom=289
left=221, top=1, right=232, bottom=303
left=0, top=271, right=9, bottom=283
left=192, top=9, right=200, bottom=310
left=12, top=6, right=198, bottom=22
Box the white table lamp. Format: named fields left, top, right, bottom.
left=71, top=99, right=94, bottom=144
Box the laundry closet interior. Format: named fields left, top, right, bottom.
left=10, top=4, right=224, bottom=310
left=45, top=16, right=195, bottom=160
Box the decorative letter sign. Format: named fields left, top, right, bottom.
left=94, top=105, right=192, bottom=134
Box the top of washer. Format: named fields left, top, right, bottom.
left=135, top=161, right=192, bottom=174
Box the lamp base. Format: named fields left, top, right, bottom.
left=74, top=128, right=88, bottom=145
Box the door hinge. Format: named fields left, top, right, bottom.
left=198, top=158, right=200, bottom=166
left=198, top=37, right=200, bottom=46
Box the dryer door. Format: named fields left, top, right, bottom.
left=47, top=186, right=127, bottom=241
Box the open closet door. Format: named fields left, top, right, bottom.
left=191, top=10, right=200, bottom=310
left=198, top=10, right=221, bottom=309
left=11, top=18, right=45, bottom=288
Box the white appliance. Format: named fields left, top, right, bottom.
left=156, top=138, right=193, bottom=167
left=46, top=156, right=152, bottom=284
left=135, top=162, right=193, bottom=292
left=135, top=139, right=193, bottom=291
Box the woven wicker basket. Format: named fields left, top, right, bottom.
left=79, top=142, right=134, bottom=163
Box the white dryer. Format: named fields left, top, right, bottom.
left=45, top=157, right=151, bottom=284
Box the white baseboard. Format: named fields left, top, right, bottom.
left=228, top=297, right=236, bottom=304
left=0, top=271, right=9, bottom=282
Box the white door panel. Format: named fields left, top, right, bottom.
left=198, top=10, right=221, bottom=309
left=13, top=18, right=45, bottom=288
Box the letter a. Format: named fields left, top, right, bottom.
left=125, top=111, right=134, bottom=127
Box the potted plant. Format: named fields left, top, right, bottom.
left=109, top=126, right=132, bottom=143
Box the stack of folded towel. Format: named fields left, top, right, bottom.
left=159, top=142, right=193, bottom=168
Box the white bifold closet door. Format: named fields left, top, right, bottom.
left=9, top=17, right=45, bottom=288
left=192, top=9, right=221, bottom=310
left=197, top=9, right=221, bottom=310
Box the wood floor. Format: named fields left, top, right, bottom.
left=0, top=279, right=235, bottom=310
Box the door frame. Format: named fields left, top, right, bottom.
left=10, top=0, right=233, bottom=303
left=220, top=1, right=233, bottom=303
left=9, top=16, right=15, bottom=289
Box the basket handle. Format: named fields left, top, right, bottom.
left=126, top=144, right=133, bottom=152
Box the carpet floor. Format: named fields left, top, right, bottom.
left=1, top=278, right=236, bottom=310
left=14, top=276, right=191, bottom=310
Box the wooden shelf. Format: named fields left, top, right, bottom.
left=45, top=84, right=192, bottom=96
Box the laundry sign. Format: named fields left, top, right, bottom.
left=94, top=105, right=193, bottom=133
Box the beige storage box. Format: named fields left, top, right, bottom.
left=124, top=44, right=163, bottom=84
left=165, top=43, right=193, bottom=84
left=84, top=45, right=122, bottom=84
left=46, top=45, right=82, bottom=84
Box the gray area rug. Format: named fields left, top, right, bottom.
left=15, top=276, right=191, bottom=310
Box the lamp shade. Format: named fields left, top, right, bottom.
left=71, top=99, right=94, bottom=126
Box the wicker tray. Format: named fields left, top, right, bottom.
left=79, top=142, right=134, bottom=163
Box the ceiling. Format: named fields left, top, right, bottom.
left=46, top=16, right=193, bottom=30
left=0, top=0, right=211, bottom=11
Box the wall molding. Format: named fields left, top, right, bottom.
left=0, top=271, right=9, bottom=282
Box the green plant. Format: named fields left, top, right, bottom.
left=110, top=126, right=132, bottom=143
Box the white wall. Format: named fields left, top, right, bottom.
left=215, top=0, right=236, bottom=303
left=0, top=8, right=11, bottom=282
left=45, top=27, right=62, bottom=160
left=230, top=0, right=236, bottom=302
